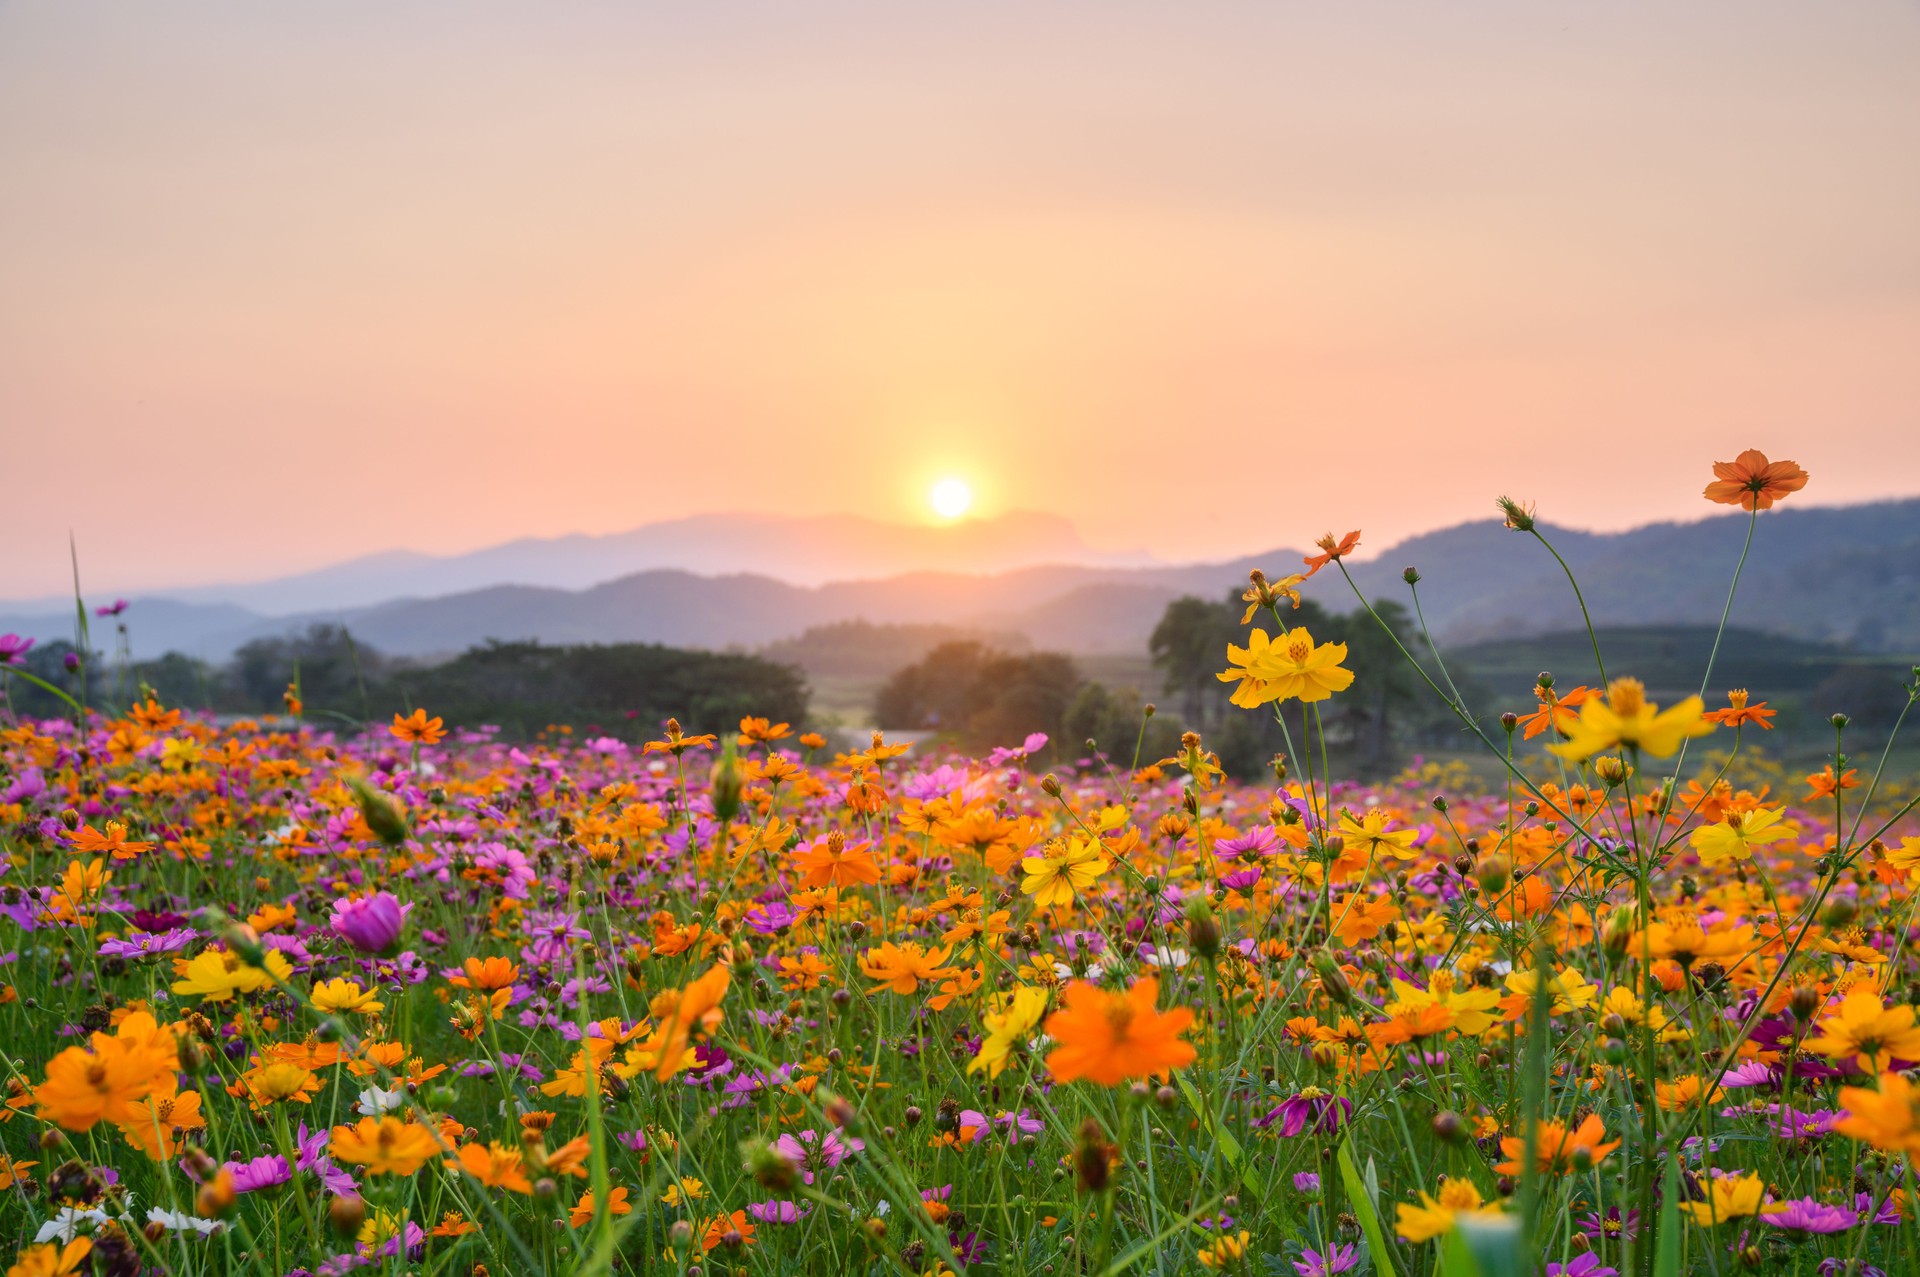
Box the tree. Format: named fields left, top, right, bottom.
left=875, top=642, right=1083, bottom=751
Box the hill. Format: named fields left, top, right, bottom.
left=2, top=500, right=1915, bottom=665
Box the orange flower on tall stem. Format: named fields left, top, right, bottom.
left=1703, top=689, right=1776, bottom=730
left=1303, top=530, right=1361, bottom=577
left=1806, top=765, right=1860, bottom=801
left=1044, top=977, right=1195, bottom=1085
left=1514, top=683, right=1599, bottom=740
left=1494, top=1114, right=1619, bottom=1175
left=67, top=821, right=155, bottom=861
left=1703, top=448, right=1808, bottom=511
left=390, top=709, right=446, bottom=746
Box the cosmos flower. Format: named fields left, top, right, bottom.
left=1703, top=448, right=1809, bottom=510
left=1044, top=977, right=1195, bottom=1086
left=329, top=892, right=411, bottom=953
left=1217, top=628, right=1354, bottom=708
left=1550, top=678, right=1712, bottom=761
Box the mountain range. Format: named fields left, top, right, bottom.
left=2, top=502, right=1916, bottom=664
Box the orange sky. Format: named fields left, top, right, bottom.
left=3, top=2, right=1918, bottom=599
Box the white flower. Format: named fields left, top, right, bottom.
left=355, top=1085, right=407, bottom=1116
left=1143, top=947, right=1190, bottom=969
left=36, top=1206, right=113, bottom=1243
left=147, top=1208, right=227, bottom=1236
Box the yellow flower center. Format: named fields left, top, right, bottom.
left=1607, top=678, right=1646, bottom=716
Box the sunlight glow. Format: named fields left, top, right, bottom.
left=928, top=477, right=974, bottom=520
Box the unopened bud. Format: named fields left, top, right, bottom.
left=328, top=1195, right=367, bottom=1237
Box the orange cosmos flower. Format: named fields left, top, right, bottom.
left=67, top=821, right=154, bottom=861
left=1302, top=530, right=1361, bottom=577
left=1514, top=683, right=1599, bottom=740
left=1044, top=977, right=1196, bottom=1086
left=701, top=1209, right=757, bottom=1251
left=1703, top=448, right=1808, bottom=511
left=1494, top=1114, right=1619, bottom=1176
left=857, top=942, right=955, bottom=996
left=389, top=709, right=446, bottom=746
left=1834, top=1071, right=1920, bottom=1157
left=737, top=717, right=791, bottom=745
left=643, top=718, right=719, bottom=756
left=1806, top=765, right=1860, bottom=801
left=5, top=1239, right=91, bottom=1277
left=1329, top=895, right=1398, bottom=945
left=570, top=1187, right=633, bottom=1227
left=791, top=832, right=882, bottom=889
left=34, top=1037, right=166, bottom=1132
left=116, top=1084, right=206, bottom=1159
left=444, top=1141, right=533, bottom=1193
left=1703, top=689, right=1776, bottom=730
left=329, top=1116, right=442, bottom=1176
left=645, top=965, right=731, bottom=1081
left=448, top=956, right=520, bottom=991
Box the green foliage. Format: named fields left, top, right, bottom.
left=390, top=639, right=809, bottom=740
left=874, top=640, right=1084, bottom=750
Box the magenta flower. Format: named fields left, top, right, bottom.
left=1763, top=1198, right=1857, bottom=1235
left=329, top=891, right=411, bottom=953
left=747, top=1201, right=806, bottom=1223
left=1216, top=825, right=1279, bottom=859
left=222, top=1155, right=292, bottom=1193
left=770, top=1128, right=864, bottom=1183
left=1257, top=1092, right=1350, bottom=1137
left=1547, top=1256, right=1618, bottom=1277
left=1294, top=1242, right=1359, bottom=1276
left=0, top=634, right=32, bottom=666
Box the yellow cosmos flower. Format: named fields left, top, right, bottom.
left=1337, top=809, right=1420, bottom=862
left=170, top=947, right=294, bottom=1002
left=1679, top=1172, right=1784, bottom=1226
left=1383, top=972, right=1502, bottom=1037
left=1217, top=628, right=1354, bottom=708
left=1395, top=1178, right=1501, bottom=1242
left=1549, top=678, right=1713, bottom=761
left=1689, top=806, right=1794, bottom=865
left=1804, top=989, right=1920, bottom=1073
left=311, top=979, right=385, bottom=1017
left=968, top=985, right=1050, bottom=1079
left=1020, top=836, right=1109, bottom=910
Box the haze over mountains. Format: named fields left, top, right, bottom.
left=2, top=503, right=1916, bottom=664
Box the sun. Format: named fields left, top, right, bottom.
left=928, top=477, right=973, bottom=520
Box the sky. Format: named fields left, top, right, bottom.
left=3, top=1, right=1918, bottom=600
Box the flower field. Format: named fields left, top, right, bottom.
left=5, top=452, right=1920, bottom=1277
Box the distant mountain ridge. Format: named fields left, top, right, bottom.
left=7, top=510, right=1149, bottom=614
left=2, top=501, right=1915, bottom=663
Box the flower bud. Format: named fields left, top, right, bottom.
left=1185, top=896, right=1220, bottom=958
left=1311, top=951, right=1352, bottom=1005
left=741, top=1137, right=800, bottom=1192
left=1475, top=855, right=1511, bottom=895
left=1789, top=984, right=1822, bottom=1023
left=1073, top=1118, right=1114, bottom=1194
left=196, top=1169, right=236, bottom=1219
left=347, top=775, right=409, bottom=848
left=328, top=1195, right=367, bottom=1237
